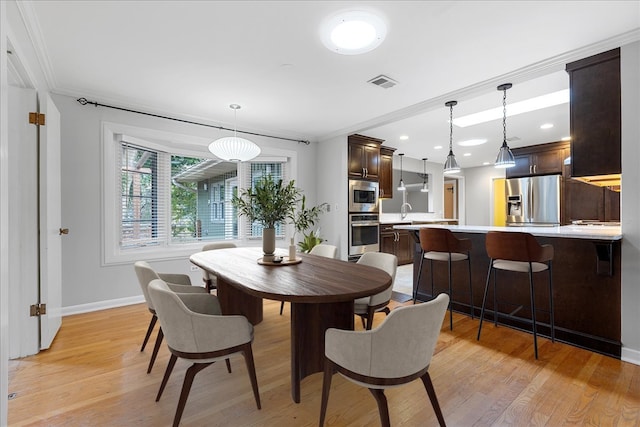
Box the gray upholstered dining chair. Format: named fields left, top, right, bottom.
left=279, top=243, right=338, bottom=315
left=320, top=293, right=449, bottom=427
left=148, top=279, right=261, bottom=427
left=200, top=242, right=237, bottom=292
left=134, top=261, right=208, bottom=373
left=354, top=251, right=398, bottom=330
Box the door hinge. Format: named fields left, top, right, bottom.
left=28, top=112, right=46, bottom=126
left=30, top=303, right=47, bottom=317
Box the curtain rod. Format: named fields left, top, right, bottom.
left=76, top=97, right=311, bottom=145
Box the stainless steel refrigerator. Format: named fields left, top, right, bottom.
left=505, top=174, right=561, bottom=226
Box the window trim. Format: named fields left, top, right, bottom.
left=101, top=121, right=297, bottom=266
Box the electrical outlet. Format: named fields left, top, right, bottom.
left=189, top=265, right=199, bottom=272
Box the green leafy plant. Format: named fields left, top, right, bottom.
left=294, top=195, right=328, bottom=253
left=232, top=175, right=301, bottom=229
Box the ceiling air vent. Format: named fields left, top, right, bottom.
left=367, top=74, right=398, bottom=89
left=506, top=136, right=521, bottom=143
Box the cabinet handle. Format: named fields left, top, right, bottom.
left=529, top=165, right=533, bottom=174
left=534, top=164, right=537, bottom=174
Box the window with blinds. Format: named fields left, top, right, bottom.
left=117, top=140, right=287, bottom=250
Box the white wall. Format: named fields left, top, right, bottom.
left=462, top=165, right=505, bottom=226
left=53, top=93, right=318, bottom=309
left=1, top=1, right=10, bottom=423
left=620, top=41, right=640, bottom=364
left=316, top=135, right=348, bottom=259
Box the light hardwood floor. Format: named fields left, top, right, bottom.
left=8, top=298, right=640, bottom=426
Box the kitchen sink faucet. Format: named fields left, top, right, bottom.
left=400, top=190, right=412, bottom=219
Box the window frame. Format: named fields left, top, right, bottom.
left=101, top=121, right=296, bottom=266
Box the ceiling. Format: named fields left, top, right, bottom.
left=17, top=1, right=640, bottom=168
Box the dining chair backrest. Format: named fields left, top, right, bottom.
left=356, top=251, right=397, bottom=306
left=134, top=261, right=161, bottom=310
left=309, top=244, right=338, bottom=258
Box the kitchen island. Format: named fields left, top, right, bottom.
left=394, top=224, right=622, bottom=358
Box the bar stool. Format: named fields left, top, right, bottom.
left=414, top=227, right=473, bottom=330
left=477, top=231, right=555, bottom=359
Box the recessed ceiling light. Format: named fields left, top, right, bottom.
left=453, top=89, right=569, bottom=128
left=463, top=153, right=472, bottom=157
left=562, top=136, right=571, bottom=141
left=540, top=123, right=554, bottom=129
left=321, top=10, right=387, bottom=55
left=434, top=145, right=443, bottom=150
left=399, top=135, right=409, bottom=140
left=482, top=162, right=491, bottom=165
left=458, top=138, right=487, bottom=147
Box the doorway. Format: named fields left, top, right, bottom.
left=444, top=179, right=458, bottom=219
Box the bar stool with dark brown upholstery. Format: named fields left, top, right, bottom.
left=414, top=227, right=473, bottom=330
left=477, top=231, right=555, bottom=359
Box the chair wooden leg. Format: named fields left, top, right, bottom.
left=156, top=354, right=178, bottom=402
left=361, top=315, right=366, bottom=329
left=225, top=358, right=232, bottom=373
left=148, top=327, right=164, bottom=374
left=368, top=388, right=391, bottom=427
left=279, top=301, right=285, bottom=315
left=141, top=314, right=157, bottom=352
left=421, top=372, right=446, bottom=427
left=241, top=343, right=261, bottom=409
left=173, top=362, right=212, bottom=427
left=319, top=359, right=335, bottom=427
left=414, top=251, right=425, bottom=303
left=447, top=257, right=453, bottom=330
left=477, top=260, right=493, bottom=341
left=548, top=262, right=555, bottom=343
left=366, top=307, right=375, bottom=330
left=467, top=254, right=474, bottom=319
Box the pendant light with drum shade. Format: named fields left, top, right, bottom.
left=494, top=84, right=516, bottom=168
left=397, top=153, right=406, bottom=191
left=443, top=101, right=460, bottom=174
left=208, top=104, right=261, bottom=162
left=420, top=158, right=429, bottom=192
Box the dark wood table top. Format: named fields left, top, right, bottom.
left=190, top=247, right=391, bottom=303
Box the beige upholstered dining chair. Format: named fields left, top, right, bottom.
left=148, top=279, right=261, bottom=427
left=320, top=293, right=449, bottom=427
left=134, top=261, right=208, bottom=373
left=200, top=242, right=237, bottom=292
left=279, top=243, right=338, bottom=315
left=354, top=252, right=398, bottom=330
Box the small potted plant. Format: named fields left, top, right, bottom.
left=232, top=175, right=300, bottom=261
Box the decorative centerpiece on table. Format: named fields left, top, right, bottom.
left=232, top=175, right=327, bottom=263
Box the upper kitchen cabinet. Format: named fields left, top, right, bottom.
left=379, top=146, right=396, bottom=199
left=566, top=48, right=621, bottom=185
left=348, top=134, right=383, bottom=180
left=506, top=141, right=569, bottom=179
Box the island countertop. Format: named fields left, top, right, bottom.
left=393, top=223, right=622, bottom=241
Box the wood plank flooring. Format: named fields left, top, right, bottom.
left=8, top=298, right=640, bottom=426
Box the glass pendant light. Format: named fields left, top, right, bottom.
left=494, top=84, right=516, bottom=168
left=397, top=153, right=406, bottom=191
left=208, top=104, right=261, bottom=162
left=443, top=100, right=461, bottom=174
left=420, top=158, right=429, bottom=192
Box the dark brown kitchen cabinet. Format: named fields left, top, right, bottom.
left=506, top=141, right=569, bottom=178
left=379, top=146, right=395, bottom=199
left=566, top=48, right=621, bottom=178
left=348, top=134, right=382, bottom=180
left=380, top=224, right=413, bottom=265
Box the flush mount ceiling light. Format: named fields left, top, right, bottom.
left=458, top=138, right=487, bottom=147
left=494, top=83, right=516, bottom=169
left=397, top=153, right=406, bottom=192
left=208, top=104, right=261, bottom=162
left=321, top=10, right=387, bottom=55
left=443, top=100, right=461, bottom=175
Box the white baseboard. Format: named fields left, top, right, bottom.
left=621, top=347, right=640, bottom=366
left=62, top=295, right=145, bottom=317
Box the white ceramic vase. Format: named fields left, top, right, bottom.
left=262, top=227, right=276, bottom=261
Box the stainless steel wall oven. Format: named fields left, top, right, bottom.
left=348, top=213, right=380, bottom=258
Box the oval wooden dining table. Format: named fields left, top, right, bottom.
left=190, top=246, right=392, bottom=403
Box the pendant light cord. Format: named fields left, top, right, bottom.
left=449, top=103, right=454, bottom=152
left=502, top=87, right=507, bottom=144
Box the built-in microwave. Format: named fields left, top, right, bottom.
left=349, top=179, right=379, bottom=212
